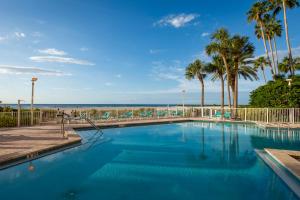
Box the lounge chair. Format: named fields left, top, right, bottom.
left=224, top=111, right=231, bottom=119
left=157, top=110, right=167, bottom=118
left=119, top=111, right=133, bottom=119
left=214, top=111, right=222, bottom=118
left=101, top=112, right=110, bottom=120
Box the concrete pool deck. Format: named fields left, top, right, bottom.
left=1, top=117, right=300, bottom=169
left=0, top=125, right=81, bottom=168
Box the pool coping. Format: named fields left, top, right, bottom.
left=256, top=149, right=300, bottom=198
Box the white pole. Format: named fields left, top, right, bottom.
left=18, top=100, right=21, bottom=127
left=244, top=108, right=247, bottom=121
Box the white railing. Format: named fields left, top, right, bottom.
left=0, top=107, right=299, bottom=128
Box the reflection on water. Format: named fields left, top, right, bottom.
left=0, top=121, right=299, bottom=200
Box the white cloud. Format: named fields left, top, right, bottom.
left=115, top=74, right=122, bottom=78
left=193, top=50, right=211, bottom=62
left=149, top=49, right=165, bottom=54
left=201, top=32, right=210, bottom=37
left=38, top=48, right=67, bottom=56
left=155, top=13, right=199, bottom=28
left=14, top=32, right=26, bottom=39
left=0, top=65, right=71, bottom=76
left=0, top=36, right=7, bottom=42
left=256, top=45, right=300, bottom=61
left=80, top=47, right=89, bottom=52
left=29, top=56, right=95, bottom=66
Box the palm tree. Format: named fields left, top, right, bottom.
left=254, top=57, right=268, bottom=82
left=264, top=14, right=278, bottom=74
left=279, top=56, right=300, bottom=74
left=185, top=59, right=207, bottom=106
left=206, top=56, right=226, bottom=112
left=269, top=0, right=300, bottom=74
left=247, top=1, right=274, bottom=74
left=206, top=28, right=232, bottom=108
left=269, top=17, right=283, bottom=68
left=230, top=35, right=256, bottom=110
left=254, top=24, right=275, bottom=76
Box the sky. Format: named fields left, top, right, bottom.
left=0, top=0, right=300, bottom=105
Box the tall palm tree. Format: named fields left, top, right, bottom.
left=206, top=28, right=232, bottom=108
left=264, top=14, right=278, bottom=74
left=206, top=56, right=226, bottom=112
left=254, top=24, right=275, bottom=76
left=254, top=57, right=268, bottom=82
left=269, top=0, right=300, bottom=74
left=230, top=35, right=256, bottom=110
left=185, top=59, right=207, bottom=106
left=269, top=17, right=283, bottom=68
left=247, top=1, right=274, bottom=74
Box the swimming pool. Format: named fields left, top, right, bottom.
left=0, top=121, right=299, bottom=200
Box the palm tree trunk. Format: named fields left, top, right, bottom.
left=200, top=79, right=205, bottom=107
left=261, top=65, right=267, bottom=83
left=282, top=0, right=294, bottom=75
left=259, top=21, right=274, bottom=77
left=227, top=81, right=232, bottom=109
left=267, top=36, right=277, bottom=75
left=221, top=76, right=225, bottom=118
left=273, top=37, right=279, bottom=71
left=221, top=55, right=232, bottom=108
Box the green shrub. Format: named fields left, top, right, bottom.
left=0, top=115, right=17, bottom=127
left=249, top=75, right=300, bottom=108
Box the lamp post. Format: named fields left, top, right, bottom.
left=182, top=90, right=186, bottom=117
left=31, top=77, right=38, bottom=126
left=17, top=99, right=24, bottom=127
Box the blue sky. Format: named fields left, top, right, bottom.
left=0, top=0, right=300, bottom=104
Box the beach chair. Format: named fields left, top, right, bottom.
left=157, top=110, right=167, bottom=118
left=146, top=111, right=153, bottom=118
left=101, top=112, right=110, bottom=120
left=139, top=111, right=148, bottom=118
left=214, top=111, right=222, bottom=118
left=119, top=111, right=133, bottom=119
left=224, top=111, right=231, bottom=119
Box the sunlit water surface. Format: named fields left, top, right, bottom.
left=0, top=121, right=300, bottom=200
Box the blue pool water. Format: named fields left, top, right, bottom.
left=1, top=121, right=300, bottom=200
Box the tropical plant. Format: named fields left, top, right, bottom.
left=254, top=56, right=269, bottom=82
left=247, top=1, right=274, bottom=75
left=206, top=28, right=232, bottom=108
left=278, top=56, right=300, bottom=74
left=249, top=75, right=300, bottom=107
left=230, top=35, right=256, bottom=110
left=185, top=59, right=207, bottom=106
left=268, top=0, right=300, bottom=74
left=263, top=14, right=278, bottom=74
left=206, top=56, right=226, bottom=110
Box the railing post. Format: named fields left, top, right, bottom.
left=293, top=108, right=295, bottom=124
left=39, top=110, right=43, bottom=125
left=266, top=108, right=269, bottom=123
left=244, top=108, right=247, bottom=121
left=201, top=107, right=204, bottom=118
left=17, top=108, right=21, bottom=127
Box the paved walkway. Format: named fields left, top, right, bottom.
left=0, top=125, right=81, bottom=168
